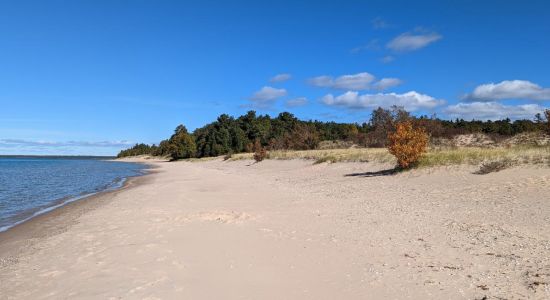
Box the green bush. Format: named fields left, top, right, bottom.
left=168, top=125, right=196, bottom=160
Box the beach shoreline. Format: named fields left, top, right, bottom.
left=0, top=170, right=155, bottom=269
left=0, top=157, right=154, bottom=235
left=0, top=159, right=158, bottom=267
left=1, top=158, right=549, bottom=299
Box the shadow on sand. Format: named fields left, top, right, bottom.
left=344, top=168, right=399, bottom=177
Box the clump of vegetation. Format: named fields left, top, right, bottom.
left=387, top=121, right=429, bottom=169
left=117, top=143, right=157, bottom=158
left=165, top=125, right=196, bottom=160
left=475, top=158, right=514, bottom=175
left=252, top=140, right=267, bottom=162
left=223, top=152, right=233, bottom=161
left=269, top=123, right=320, bottom=150
left=367, top=106, right=411, bottom=147
left=313, top=155, right=338, bottom=164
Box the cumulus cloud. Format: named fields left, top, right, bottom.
left=463, top=80, right=550, bottom=101
left=308, top=72, right=376, bottom=90
left=321, top=91, right=444, bottom=111
left=309, top=72, right=401, bottom=91
left=285, top=97, right=308, bottom=108
left=250, top=86, right=287, bottom=105
left=332, top=73, right=377, bottom=90
left=270, top=73, right=292, bottom=83
left=308, top=75, right=334, bottom=88
left=444, top=102, right=546, bottom=120
left=247, top=86, right=288, bottom=109
left=0, top=139, right=133, bottom=148
left=373, top=78, right=403, bottom=91
left=387, top=31, right=442, bottom=52
left=309, top=72, right=403, bottom=91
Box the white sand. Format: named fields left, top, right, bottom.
left=1, top=158, right=549, bottom=299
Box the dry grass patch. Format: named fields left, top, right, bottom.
left=418, top=146, right=550, bottom=168
left=229, top=148, right=394, bottom=163
left=185, top=156, right=219, bottom=162
left=474, top=159, right=514, bottom=175
left=228, top=145, right=550, bottom=169
left=268, top=148, right=395, bottom=164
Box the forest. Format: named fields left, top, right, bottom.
left=117, top=107, right=550, bottom=160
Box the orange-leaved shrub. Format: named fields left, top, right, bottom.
left=252, top=139, right=267, bottom=162
left=387, top=121, right=429, bottom=169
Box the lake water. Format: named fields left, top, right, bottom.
left=0, top=157, right=146, bottom=232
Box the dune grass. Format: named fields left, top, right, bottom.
left=230, top=148, right=394, bottom=164
left=418, top=146, right=550, bottom=167
left=227, top=145, right=550, bottom=168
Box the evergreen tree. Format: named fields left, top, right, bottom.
left=168, top=125, right=196, bottom=160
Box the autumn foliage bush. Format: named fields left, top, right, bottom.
left=252, top=139, right=267, bottom=162
left=387, top=121, right=429, bottom=169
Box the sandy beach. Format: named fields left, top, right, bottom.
left=1, top=158, right=549, bottom=299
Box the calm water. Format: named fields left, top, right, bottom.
left=0, top=157, right=146, bottom=232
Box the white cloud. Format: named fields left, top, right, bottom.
left=285, top=97, right=308, bottom=108
left=333, top=73, right=376, bottom=90
left=308, top=72, right=376, bottom=90
left=321, top=91, right=444, bottom=111
left=444, top=102, right=546, bottom=120
left=463, top=80, right=550, bottom=101
left=387, top=32, right=442, bottom=52
left=309, top=72, right=402, bottom=91
left=250, top=86, right=287, bottom=101
left=248, top=86, right=288, bottom=109
left=308, top=75, right=334, bottom=88
left=270, top=73, right=292, bottom=83
left=373, top=78, right=402, bottom=91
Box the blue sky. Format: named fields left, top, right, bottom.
left=1, top=0, right=549, bottom=155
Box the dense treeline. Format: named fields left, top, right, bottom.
left=117, top=143, right=158, bottom=158
left=117, top=107, right=550, bottom=159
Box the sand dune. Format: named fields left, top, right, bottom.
left=1, top=158, right=549, bottom=299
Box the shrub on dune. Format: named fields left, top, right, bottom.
left=387, top=121, right=429, bottom=169
left=475, top=158, right=513, bottom=175
left=252, top=140, right=267, bottom=162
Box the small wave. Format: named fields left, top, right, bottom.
left=0, top=158, right=148, bottom=232
left=0, top=192, right=96, bottom=232
left=0, top=165, right=144, bottom=233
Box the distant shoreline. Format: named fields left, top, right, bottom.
left=0, top=155, right=116, bottom=159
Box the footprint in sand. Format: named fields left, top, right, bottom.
left=191, top=211, right=253, bottom=224
left=39, top=270, right=67, bottom=278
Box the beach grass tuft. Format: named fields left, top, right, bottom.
left=474, top=158, right=514, bottom=175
